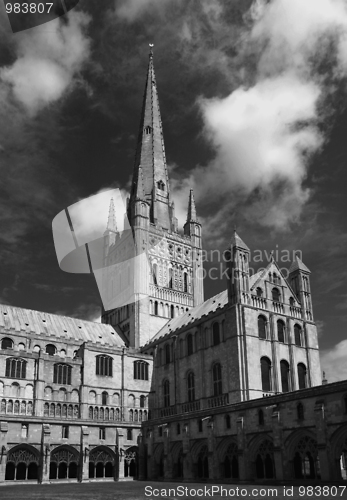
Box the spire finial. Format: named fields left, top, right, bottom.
left=149, top=43, right=154, bottom=58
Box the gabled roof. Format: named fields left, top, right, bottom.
left=142, top=289, right=228, bottom=348
left=0, top=304, right=125, bottom=348
left=289, top=256, right=311, bottom=274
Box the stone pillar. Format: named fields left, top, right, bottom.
left=272, top=410, right=284, bottom=480
left=163, top=425, right=172, bottom=479
left=0, top=422, right=9, bottom=483
left=118, top=429, right=125, bottom=479
left=182, top=422, right=193, bottom=481
left=81, top=426, right=90, bottom=482
left=314, top=402, right=330, bottom=480
left=207, top=418, right=217, bottom=479
left=41, top=424, right=51, bottom=483
left=236, top=417, right=247, bottom=480
left=137, top=432, right=146, bottom=481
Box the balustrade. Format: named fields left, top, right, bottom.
left=182, top=401, right=200, bottom=413
left=207, top=393, right=229, bottom=408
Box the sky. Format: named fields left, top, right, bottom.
left=0, top=0, right=347, bottom=382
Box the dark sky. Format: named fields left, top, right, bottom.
left=1, top=0, right=347, bottom=381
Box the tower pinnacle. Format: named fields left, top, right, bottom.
left=186, top=189, right=197, bottom=222
left=106, top=198, right=117, bottom=233
left=129, top=47, right=172, bottom=230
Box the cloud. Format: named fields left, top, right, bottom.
left=320, top=339, right=347, bottom=382
left=170, top=0, right=347, bottom=235
left=0, top=11, right=91, bottom=115
left=115, top=0, right=174, bottom=21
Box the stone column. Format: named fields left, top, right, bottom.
left=182, top=422, right=193, bottom=481
left=236, top=416, right=247, bottom=480
left=163, top=425, right=172, bottom=479
left=207, top=417, right=217, bottom=479
left=41, top=424, right=51, bottom=483
left=81, top=426, right=90, bottom=482
left=272, top=410, right=284, bottom=480
left=0, top=422, right=9, bottom=483
left=314, top=402, right=330, bottom=480
left=137, top=432, right=146, bottom=481
left=118, top=429, right=125, bottom=479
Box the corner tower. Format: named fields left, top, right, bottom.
left=102, top=47, right=204, bottom=348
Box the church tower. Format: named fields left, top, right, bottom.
left=102, top=47, right=204, bottom=348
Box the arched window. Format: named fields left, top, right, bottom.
left=1, top=337, right=13, bottom=350
left=157, top=180, right=165, bottom=190
left=212, top=323, right=220, bottom=346
left=280, top=360, right=290, bottom=393
left=154, top=301, right=158, bottom=316
left=258, top=316, right=267, bottom=339
left=53, top=364, right=72, bottom=385
left=297, top=402, right=304, bottom=420
left=225, top=414, right=231, bottom=429
left=294, top=324, right=302, bottom=347
left=298, top=363, right=307, bottom=389
left=95, top=355, right=113, bottom=376
left=152, top=263, right=158, bottom=286
left=261, top=357, right=272, bottom=392
left=5, top=358, right=27, bottom=379
left=187, top=334, right=193, bottom=355
left=256, top=287, right=263, bottom=297
left=277, top=320, right=285, bottom=343
left=258, top=409, right=264, bottom=426
left=144, top=125, right=152, bottom=134
left=46, top=344, right=56, bottom=356
left=272, top=288, right=280, bottom=302
left=163, top=380, right=170, bottom=407
left=212, top=363, right=222, bottom=396
left=273, top=273, right=279, bottom=284
left=140, top=395, right=146, bottom=408
left=170, top=304, right=174, bottom=318
left=169, top=268, right=173, bottom=289
left=289, top=297, right=295, bottom=306
left=165, top=344, right=171, bottom=364
left=133, top=361, right=149, bottom=380
left=101, top=391, right=108, bottom=405
left=187, top=372, right=195, bottom=402
left=183, top=272, right=188, bottom=293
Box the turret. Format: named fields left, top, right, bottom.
left=289, top=255, right=313, bottom=321
left=224, top=231, right=250, bottom=304
left=184, top=189, right=203, bottom=306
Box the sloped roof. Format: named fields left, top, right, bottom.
left=231, top=231, right=249, bottom=251
left=0, top=304, right=124, bottom=348
left=143, top=289, right=228, bottom=348
left=249, top=270, right=264, bottom=288
left=289, top=256, right=311, bottom=274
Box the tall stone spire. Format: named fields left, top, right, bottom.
left=129, top=45, right=172, bottom=230
left=186, top=189, right=197, bottom=222
left=106, top=198, right=117, bottom=233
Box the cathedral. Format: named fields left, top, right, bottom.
left=0, top=49, right=347, bottom=485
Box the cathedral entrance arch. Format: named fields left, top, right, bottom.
left=217, top=440, right=239, bottom=479
left=286, top=432, right=320, bottom=480
left=331, top=424, right=347, bottom=480
left=191, top=441, right=209, bottom=479
left=170, top=442, right=183, bottom=479
left=249, top=438, right=275, bottom=480
left=153, top=443, right=164, bottom=478
left=49, top=445, right=79, bottom=480
left=124, top=446, right=138, bottom=479
left=89, top=446, right=116, bottom=480
left=5, top=445, right=39, bottom=481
